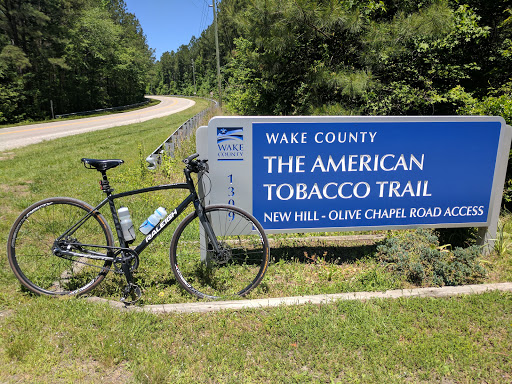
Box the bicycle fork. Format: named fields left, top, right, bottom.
left=195, top=203, right=222, bottom=260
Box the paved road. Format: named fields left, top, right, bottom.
left=0, top=96, right=195, bottom=151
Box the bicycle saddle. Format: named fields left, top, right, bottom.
left=81, top=158, right=124, bottom=171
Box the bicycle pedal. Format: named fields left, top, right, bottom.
left=120, top=284, right=141, bottom=305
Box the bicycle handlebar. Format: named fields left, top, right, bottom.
left=183, top=153, right=209, bottom=173
left=183, top=153, right=200, bottom=164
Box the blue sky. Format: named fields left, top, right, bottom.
left=124, top=0, right=214, bottom=61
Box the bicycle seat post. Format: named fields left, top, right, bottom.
left=99, top=170, right=114, bottom=195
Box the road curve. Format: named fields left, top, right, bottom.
left=0, top=96, right=195, bottom=151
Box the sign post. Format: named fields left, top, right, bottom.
left=197, top=116, right=511, bottom=251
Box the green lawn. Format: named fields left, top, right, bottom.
left=0, top=292, right=510, bottom=383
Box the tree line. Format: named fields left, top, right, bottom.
left=0, top=0, right=153, bottom=123
left=148, top=0, right=511, bottom=121
left=2, top=0, right=510, bottom=125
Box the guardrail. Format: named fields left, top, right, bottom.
left=145, top=97, right=218, bottom=169
left=55, top=99, right=151, bottom=119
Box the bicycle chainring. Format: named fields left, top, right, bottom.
left=113, top=250, right=139, bottom=273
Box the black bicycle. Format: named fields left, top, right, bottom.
left=7, top=154, right=269, bottom=303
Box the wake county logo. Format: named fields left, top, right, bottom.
left=217, top=127, right=244, bottom=161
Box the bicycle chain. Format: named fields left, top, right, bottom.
left=56, top=248, right=139, bottom=274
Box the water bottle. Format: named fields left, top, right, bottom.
left=139, top=207, right=167, bottom=235
left=118, top=206, right=136, bottom=241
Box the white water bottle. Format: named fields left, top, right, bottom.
left=118, top=207, right=136, bottom=241
left=139, top=207, right=167, bottom=235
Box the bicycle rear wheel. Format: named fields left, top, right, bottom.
left=170, top=205, right=270, bottom=299
left=7, top=197, right=114, bottom=296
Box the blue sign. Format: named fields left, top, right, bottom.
left=252, top=121, right=502, bottom=230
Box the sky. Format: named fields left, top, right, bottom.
left=124, top=0, right=215, bottom=61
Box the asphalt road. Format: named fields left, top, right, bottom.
left=0, top=96, right=195, bottom=152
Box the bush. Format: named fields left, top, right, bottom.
left=376, top=229, right=486, bottom=287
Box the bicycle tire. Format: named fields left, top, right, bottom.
left=170, top=204, right=270, bottom=300
left=7, top=197, right=114, bottom=296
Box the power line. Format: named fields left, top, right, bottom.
left=191, top=0, right=212, bottom=38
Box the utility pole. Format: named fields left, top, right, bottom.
left=191, top=59, right=197, bottom=95
left=210, top=0, right=222, bottom=107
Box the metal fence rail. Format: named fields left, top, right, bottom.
left=55, top=99, right=151, bottom=119
left=146, top=97, right=218, bottom=169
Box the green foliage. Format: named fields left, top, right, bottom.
left=145, top=0, right=238, bottom=99
left=377, top=229, right=486, bottom=286
left=0, top=0, right=153, bottom=123
left=148, top=0, right=511, bottom=120
left=456, top=81, right=512, bottom=204
left=363, top=2, right=493, bottom=115
left=224, top=37, right=264, bottom=114
left=494, top=215, right=512, bottom=257
left=457, top=81, right=512, bottom=125
left=4, top=0, right=510, bottom=121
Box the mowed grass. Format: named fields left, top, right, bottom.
left=1, top=100, right=512, bottom=382
left=0, top=292, right=510, bottom=383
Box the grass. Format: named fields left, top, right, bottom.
left=0, top=292, right=510, bottom=383
left=1, top=102, right=512, bottom=382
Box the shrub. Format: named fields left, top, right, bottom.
left=376, top=229, right=486, bottom=287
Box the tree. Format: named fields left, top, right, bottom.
left=0, top=0, right=153, bottom=123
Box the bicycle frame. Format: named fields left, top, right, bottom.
left=101, top=182, right=193, bottom=253
left=57, top=167, right=219, bottom=262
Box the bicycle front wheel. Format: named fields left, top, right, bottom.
left=7, top=197, right=114, bottom=296
left=170, top=205, right=269, bottom=299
